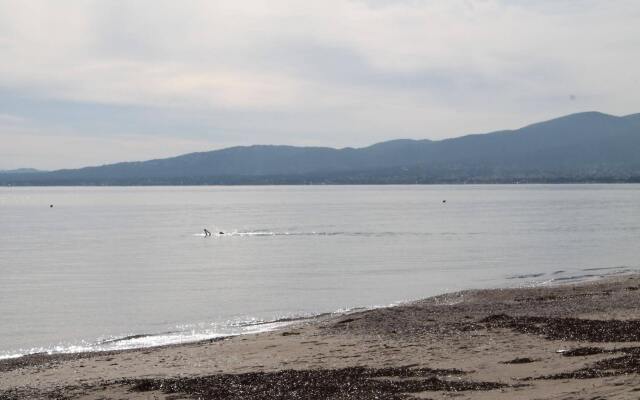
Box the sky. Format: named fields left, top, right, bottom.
left=1, top=0, right=639, bottom=170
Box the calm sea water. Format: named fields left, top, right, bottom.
left=1, top=185, right=639, bottom=358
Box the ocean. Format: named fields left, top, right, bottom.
left=1, top=184, right=638, bottom=359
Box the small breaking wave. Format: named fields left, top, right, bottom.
left=506, top=273, right=545, bottom=280
left=0, top=318, right=296, bottom=360
left=0, top=306, right=378, bottom=361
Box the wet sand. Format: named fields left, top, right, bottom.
left=2, top=275, right=640, bottom=399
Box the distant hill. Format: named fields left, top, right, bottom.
left=3, top=111, right=640, bottom=185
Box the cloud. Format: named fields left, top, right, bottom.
left=0, top=0, right=639, bottom=168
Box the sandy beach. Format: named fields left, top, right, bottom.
left=2, top=275, right=640, bottom=399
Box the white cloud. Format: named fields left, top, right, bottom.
left=0, top=0, right=639, bottom=168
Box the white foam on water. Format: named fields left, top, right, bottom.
left=0, top=305, right=380, bottom=361
left=0, top=318, right=300, bottom=361
left=193, top=230, right=435, bottom=238
left=228, top=231, right=279, bottom=236
left=0, top=353, right=23, bottom=360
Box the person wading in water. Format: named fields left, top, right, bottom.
left=203, top=228, right=211, bottom=237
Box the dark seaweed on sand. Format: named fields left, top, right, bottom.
left=501, top=357, right=537, bottom=364
left=481, top=314, right=640, bottom=342
left=125, top=366, right=508, bottom=400
left=538, top=347, right=640, bottom=380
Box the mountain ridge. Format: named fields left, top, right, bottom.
left=3, top=111, right=640, bottom=185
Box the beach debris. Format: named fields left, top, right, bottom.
left=560, top=347, right=606, bottom=357
left=480, top=314, right=640, bottom=342
left=501, top=357, right=537, bottom=364
left=124, top=366, right=509, bottom=399
left=336, top=318, right=359, bottom=324
left=538, top=346, right=640, bottom=380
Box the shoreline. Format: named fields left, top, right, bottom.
left=0, top=309, right=360, bottom=363
left=4, top=182, right=640, bottom=187
left=2, top=267, right=633, bottom=362
left=3, top=274, right=640, bottom=399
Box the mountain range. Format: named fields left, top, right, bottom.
left=2, top=111, right=640, bottom=185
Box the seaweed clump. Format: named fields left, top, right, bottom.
left=125, top=366, right=508, bottom=400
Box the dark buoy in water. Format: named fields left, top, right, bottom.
left=442, top=200, right=446, bottom=203
left=49, top=204, right=54, bottom=208
left=219, top=231, right=224, bottom=235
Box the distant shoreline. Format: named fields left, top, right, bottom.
left=3, top=180, right=640, bottom=187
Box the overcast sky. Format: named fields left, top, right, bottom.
left=1, top=0, right=639, bottom=169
